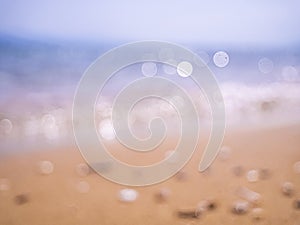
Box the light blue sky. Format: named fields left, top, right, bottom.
left=0, top=0, right=299, bottom=46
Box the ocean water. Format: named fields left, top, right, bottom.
left=0, top=36, right=300, bottom=152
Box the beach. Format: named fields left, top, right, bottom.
left=0, top=124, right=299, bottom=225
left=1, top=1, right=300, bottom=224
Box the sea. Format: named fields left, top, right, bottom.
left=0, top=34, right=300, bottom=152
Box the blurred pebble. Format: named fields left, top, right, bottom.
left=281, top=182, right=294, bottom=197
left=294, top=199, right=300, bottom=209
left=177, top=208, right=201, bottom=219
left=232, top=165, right=244, bottom=177
left=294, top=161, right=300, bottom=174
left=75, top=163, right=90, bottom=177
left=259, top=168, right=271, bottom=180
left=38, top=160, right=54, bottom=175
left=154, top=188, right=171, bottom=203
left=218, top=146, right=232, bottom=161
left=232, top=201, right=249, bottom=215
left=76, top=181, right=90, bottom=193
left=236, top=186, right=261, bottom=204
left=247, top=170, right=259, bottom=182
left=175, top=170, right=188, bottom=181
left=251, top=207, right=264, bottom=220
left=118, top=189, right=138, bottom=202
left=197, top=199, right=217, bottom=212
left=0, top=178, right=10, bottom=191
left=14, top=193, right=29, bottom=205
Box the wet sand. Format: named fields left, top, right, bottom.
left=0, top=124, right=300, bottom=225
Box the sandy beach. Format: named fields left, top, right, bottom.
left=1, top=1, right=300, bottom=224
left=0, top=124, right=299, bottom=225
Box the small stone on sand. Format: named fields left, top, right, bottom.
left=232, top=165, right=244, bottom=177
left=14, top=193, right=29, bottom=205
left=293, top=199, right=300, bottom=209
left=177, top=208, right=201, bottom=219
left=75, top=163, right=90, bottom=177
left=251, top=207, right=264, bottom=220
left=281, top=182, right=294, bottom=197
left=232, top=201, right=249, bottom=215
left=154, top=188, right=171, bottom=203
left=118, top=189, right=138, bottom=203
left=38, top=160, right=54, bottom=175
left=218, top=146, right=232, bottom=161
left=247, top=169, right=259, bottom=182
left=0, top=178, right=10, bottom=191
left=175, top=170, right=188, bottom=181
left=259, top=168, right=271, bottom=180
left=197, top=199, right=217, bottom=212
left=293, top=161, right=300, bottom=174
left=235, top=186, right=261, bottom=204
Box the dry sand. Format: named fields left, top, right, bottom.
left=0, top=124, right=300, bottom=225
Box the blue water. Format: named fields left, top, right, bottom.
left=1, top=34, right=299, bottom=93
left=1, top=34, right=300, bottom=154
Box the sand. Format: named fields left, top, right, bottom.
left=0, top=124, right=300, bottom=225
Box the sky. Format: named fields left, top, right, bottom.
left=0, top=0, right=300, bottom=47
